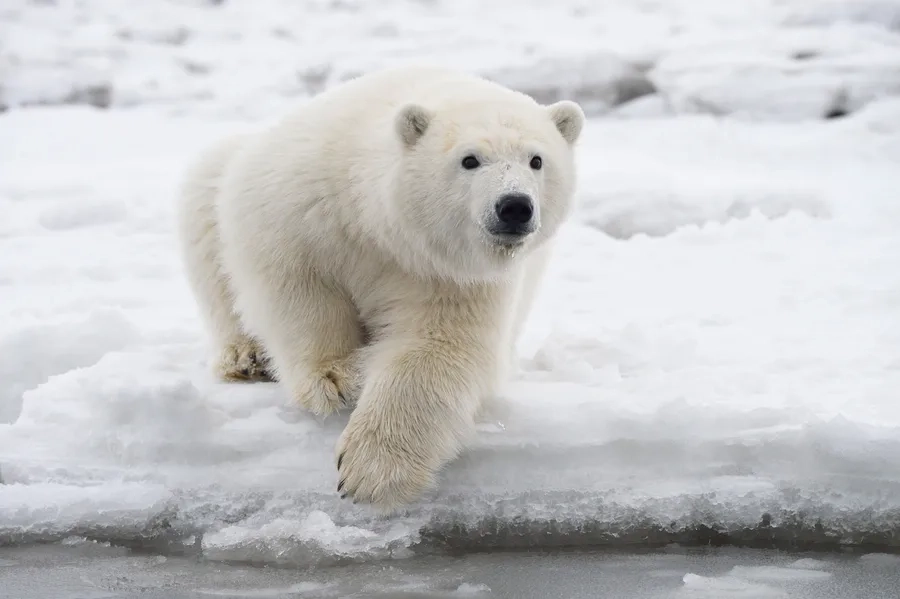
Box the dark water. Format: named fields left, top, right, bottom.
left=1, top=542, right=898, bottom=598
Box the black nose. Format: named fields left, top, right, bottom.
left=495, top=193, right=534, bottom=227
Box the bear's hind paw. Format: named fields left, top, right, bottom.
left=216, top=338, right=274, bottom=382
left=290, top=358, right=361, bottom=417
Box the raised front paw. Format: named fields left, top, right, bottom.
left=335, top=408, right=437, bottom=512
left=291, top=355, right=362, bottom=417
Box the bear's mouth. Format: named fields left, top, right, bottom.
left=482, top=219, right=536, bottom=255
left=486, top=231, right=530, bottom=256
left=491, top=233, right=528, bottom=247
left=486, top=221, right=535, bottom=244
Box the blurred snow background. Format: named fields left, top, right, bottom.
left=2, top=0, right=900, bottom=568
left=4, top=0, right=900, bottom=119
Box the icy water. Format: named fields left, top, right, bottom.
left=2, top=543, right=899, bottom=599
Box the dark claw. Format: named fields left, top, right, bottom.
left=337, top=479, right=345, bottom=492
left=340, top=493, right=348, bottom=500
left=239, top=368, right=250, bottom=377
left=337, top=452, right=344, bottom=470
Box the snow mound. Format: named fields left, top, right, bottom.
left=485, top=53, right=656, bottom=117
left=681, top=572, right=789, bottom=598
left=578, top=186, right=829, bottom=240
left=650, top=29, right=900, bottom=121
left=727, top=565, right=832, bottom=582
left=681, top=563, right=833, bottom=598
left=201, top=511, right=417, bottom=567
left=784, top=0, right=900, bottom=31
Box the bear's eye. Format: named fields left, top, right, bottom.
left=529, top=156, right=543, bottom=170
left=461, top=155, right=480, bottom=170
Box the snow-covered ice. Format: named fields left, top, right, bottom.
left=2, top=0, right=900, bottom=567
left=5, top=0, right=900, bottom=120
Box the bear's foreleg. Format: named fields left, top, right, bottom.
left=335, top=295, right=502, bottom=511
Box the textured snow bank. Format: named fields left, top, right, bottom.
left=3, top=0, right=900, bottom=119
left=2, top=98, right=899, bottom=563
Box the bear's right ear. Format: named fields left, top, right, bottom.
left=395, top=104, right=433, bottom=148
left=547, top=100, right=585, bottom=145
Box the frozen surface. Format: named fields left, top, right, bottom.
left=4, top=0, right=900, bottom=120
left=2, top=0, right=900, bottom=567
left=2, top=543, right=900, bottom=598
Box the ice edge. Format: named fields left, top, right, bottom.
left=2, top=489, right=898, bottom=563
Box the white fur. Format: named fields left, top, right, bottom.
left=176, top=65, right=584, bottom=511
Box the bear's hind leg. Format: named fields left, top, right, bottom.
left=180, top=202, right=273, bottom=382
left=235, top=271, right=363, bottom=416
left=177, top=135, right=273, bottom=383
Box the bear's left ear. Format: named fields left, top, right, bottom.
left=395, top=104, right=433, bottom=148
left=547, top=100, right=585, bottom=145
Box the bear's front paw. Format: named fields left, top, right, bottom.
left=291, top=355, right=361, bottom=417
left=335, top=409, right=437, bottom=511
left=217, top=337, right=273, bottom=382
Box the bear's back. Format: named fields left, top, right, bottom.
left=277, top=65, right=538, bottom=141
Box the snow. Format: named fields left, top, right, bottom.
left=454, top=583, right=492, bottom=594
left=681, top=563, right=833, bottom=598
left=5, top=0, right=900, bottom=120
left=2, top=0, right=900, bottom=567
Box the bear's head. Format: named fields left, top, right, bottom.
left=390, top=95, right=584, bottom=283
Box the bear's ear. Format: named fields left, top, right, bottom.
left=395, top=104, right=433, bottom=148
left=547, top=100, right=585, bottom=145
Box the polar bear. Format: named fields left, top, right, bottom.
left=177, top=65, right=584, bottom=511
